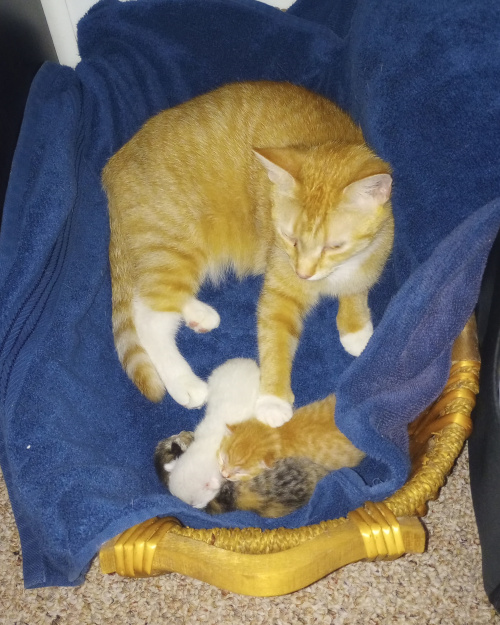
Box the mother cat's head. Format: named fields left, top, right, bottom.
left=254, top=143, right=393, bottom=282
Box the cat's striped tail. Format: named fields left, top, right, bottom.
left=106, top=193, right=166, bottom=403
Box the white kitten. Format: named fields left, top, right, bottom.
left=165, top=439, right=224, bottom=509
left=167, top=358, right=260, bottom=508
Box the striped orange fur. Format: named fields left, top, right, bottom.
left=218, top=395, right=365, bottom=481
left=102, top=81, right=393, bottom=415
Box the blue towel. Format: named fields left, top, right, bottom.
left=1, top=0, right=499, bottom=588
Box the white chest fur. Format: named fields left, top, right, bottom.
left=325, top=247, right=373, bottom=294
left=324, top=230, right=388, bottom=295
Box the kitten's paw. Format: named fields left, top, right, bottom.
left=182, top=299, right=220, bottom=334
left=340, top=321, right=373, bottom=357
left=256, top=395, right=293, bottom=428
left=167, top=374, right=208, bottom=409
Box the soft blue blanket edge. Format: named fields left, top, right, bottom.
left=0, top=0, right=499, bottom=587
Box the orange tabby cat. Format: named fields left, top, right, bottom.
left=102, top=81, right=394, bottom=427
left=217, top=395, right=365, bottom=481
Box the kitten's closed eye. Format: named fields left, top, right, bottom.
left=221, top=466, right=251, bottom=481
left=218, top=450, right=227, bottom=469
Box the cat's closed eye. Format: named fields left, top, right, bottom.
left=279, top=230, right=298, bottom=247
left=324, top=242, right=346, bottom=251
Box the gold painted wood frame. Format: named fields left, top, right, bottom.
left=99, top=317, right=480, bottom=597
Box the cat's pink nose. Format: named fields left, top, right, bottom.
left=296, top=270, right=313, bottom=280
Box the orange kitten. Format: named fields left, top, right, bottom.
left=218, top=395, right=365, bottom=481
left=102, top=81, right=394, bottom=426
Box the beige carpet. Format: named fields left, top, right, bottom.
left=0, top=445, right=498, bottom=625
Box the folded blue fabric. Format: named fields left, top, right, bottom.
left=1, top=0, right=499, bottom=588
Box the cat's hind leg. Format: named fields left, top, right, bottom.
left=182, top=297, right=220, bottom=334
left=133, top=297, right=209, bottom=409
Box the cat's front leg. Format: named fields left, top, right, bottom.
left=255, top=394, right=294, bottom=429
left=256, top=276, right=309, bottom=428
left=337, top=292, right=373, bottom=356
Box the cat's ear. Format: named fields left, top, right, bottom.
left=343, top=173, right=392, bottom=210
left=253, top=147, right=302, bottom=195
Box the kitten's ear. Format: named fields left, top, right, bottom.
left=343, top=173, right=392, bottom=210
left=261, top=451, right=277, bottom=468
left=253, top=147, right=302, bottom=195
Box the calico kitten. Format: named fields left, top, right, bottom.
left=218, top=394, right=365, bottom=481
left=103, top=80, right=394, bottom=427
left=164, top=358, right=260, bottom=508
left=206, top=457, right=329, bottom=518
left=156, top=432, right=329, bottom=518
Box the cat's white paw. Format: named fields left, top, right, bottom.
left=182, top=299, right=220, bottom=334
left=256, top=394, right=293, bottom=428
left=167, top=374, right=208, bottom=409
left=340, top=321, right=373, bottom=356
